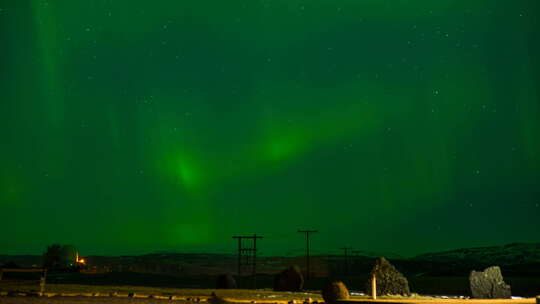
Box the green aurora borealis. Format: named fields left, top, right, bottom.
left=0, top=0, right=539, bottom=256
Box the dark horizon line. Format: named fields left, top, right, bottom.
left=2, top=241, right=538, bottom=259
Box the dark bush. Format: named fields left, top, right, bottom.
left=43, top=244, right=62, bottom=269
left=217, top=274, right=237, bottom=289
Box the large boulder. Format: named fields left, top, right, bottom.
left=365, top=257, right=411, bottom=296
left=469, top=266, right=511, bottom=299
left=322, top=281, right=349, bottom=304
left=274, top=266, right=304, bottom=291
left=217, top=274, right=237, bottom=289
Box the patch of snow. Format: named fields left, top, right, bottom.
left=424, top=295, right=469, bottom=299
left=350, top=292, right=365, bottom=296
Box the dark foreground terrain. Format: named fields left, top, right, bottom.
left=35, top=273, right=540, bottom=297
left=1, top=273, right=540, bottom=298
left=0, top=297, right=191, bottom=304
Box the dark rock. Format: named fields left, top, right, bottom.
left=210, top=292, right=226, bottom=304
left=321, top=281, right=349, bottom=304
left=217, top=274, right=237, bottom=289
left=365, top=257, right=411, bottom=296
left=469, top=266, right=511, bottom=299
left=273, top=265, right=304, bottom=291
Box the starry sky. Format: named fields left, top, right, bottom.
left=0, top=0, right=539, bottom=257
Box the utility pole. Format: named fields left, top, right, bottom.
left=232, top=234, right=263, bottom=288
left=340, top=247, right=352, bottom=276
left=298, top=230, right=317, bottom=280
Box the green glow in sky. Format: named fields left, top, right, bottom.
left=0, top=0, right=539, bottom=257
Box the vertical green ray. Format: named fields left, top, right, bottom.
left=32, top=0, right=64, bottom=126
left=516, top=62, right=540, bottom=171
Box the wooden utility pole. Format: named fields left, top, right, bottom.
left=40, top=269, right=47, bottom=295
left=371, top=273, right=377, bottom=299
left=232, top=234, right=263, bottom=288
left=339, top=247, right=352, bottom=276
left=298, top=230, right=317, bottom=280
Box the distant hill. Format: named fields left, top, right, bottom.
left=0, top=255, right=43, bottom=268
left=2, top=243, right=540, bottom=277
left=406, top=242, right=540, bottom=276
left=413, top=243, right=540, bottom=264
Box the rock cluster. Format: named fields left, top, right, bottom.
left=274, top=266, right=304, bottom=291
left=365, top=257, right=411, bottom=296
left=469, top=266, right=511, bottom=299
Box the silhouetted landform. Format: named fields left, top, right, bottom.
left=365, top=257, right=410, bottom=296
left=1, top=243, right=540, bottom=296
left=0, top=256, right=42, bottom=269
left=409, top=243, right=540, bottom=276
left=4, top=243, right=540, bottom=276
left=0, top=261, right=20, bottom=269
left=469, top=266, right=511, bottom=299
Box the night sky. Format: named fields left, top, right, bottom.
left=1, top=0, right=539, bottom=257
